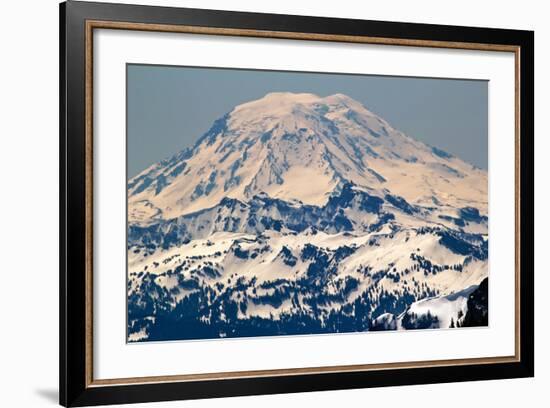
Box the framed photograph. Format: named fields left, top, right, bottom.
left=60, top=1, right=534, bottom=406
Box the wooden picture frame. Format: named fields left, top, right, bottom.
left=60, top=1, right=534, bottom=406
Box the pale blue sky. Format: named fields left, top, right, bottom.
left=127, top=64, right=488, bottom=177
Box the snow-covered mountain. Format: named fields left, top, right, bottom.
left=127, top=92, right=488, bottom=342
left=128, top=92, right=487, bottom=223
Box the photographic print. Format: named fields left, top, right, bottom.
left=126, top=65, right=489, bottom=342
left=60, top=5, right=533, bottom=404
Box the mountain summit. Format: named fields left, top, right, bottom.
left=128, top=92, right=486, bottom=224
